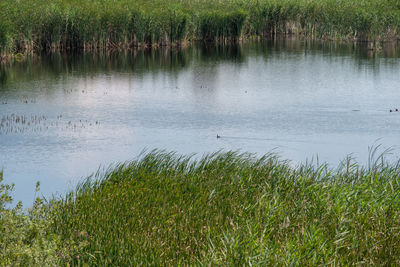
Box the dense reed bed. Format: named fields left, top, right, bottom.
left=1, top=0, right=400, bottom=56
left=2, top=150, right=400, bottom=265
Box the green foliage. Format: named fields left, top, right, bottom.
left=0, top=23, right=7, bottom=50
left=51, top=151, right=400, bottom=265
left=0, top=0, right=400, bottom=53
left=2, top=151, right=400, bottom=265
left=198, top=10, right=247, bottom=41
left=0, top=172, right=83, bottom=266
left=0, top=172, right=54, bottom=265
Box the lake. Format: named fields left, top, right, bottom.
left=2, top=38, right=400, bottom=205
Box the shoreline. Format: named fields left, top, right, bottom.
left=1, top=150, right=400, bottom=265
left=1, top=35, right=400, bottom=65
left=1, top=0, right=400, bottom=61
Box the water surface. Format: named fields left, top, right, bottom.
left=2, top=39, right=400, bottom=204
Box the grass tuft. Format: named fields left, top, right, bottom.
left=48, top=150, right=400, bottom=265
left=2, top=150, right=400, bottom=265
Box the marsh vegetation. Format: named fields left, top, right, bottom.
left=1, top=0, right=400, bottom=56
left=1, top=150, right=400, bottom=265
left=1, top=16, right=400, bottom=263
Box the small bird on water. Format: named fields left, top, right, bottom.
left=217, top=134, right=220, bottom=139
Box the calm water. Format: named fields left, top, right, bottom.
left=2, top=39, right=400, bottom=204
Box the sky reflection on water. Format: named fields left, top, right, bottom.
left=1, top=39, right=400, bottom=205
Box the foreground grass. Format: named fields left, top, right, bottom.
left=1, top=0, right=400, bottom=55
left=2, top=150, right=400, bottom=265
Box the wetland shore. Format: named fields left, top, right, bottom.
left=1, top=0, right=400, bottom=61
left=1, top=151, right=400, bottom=265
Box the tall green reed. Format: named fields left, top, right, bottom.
left=1, top=0, right=399, bottom=54
left=50, top=150, right=400, bottom=265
